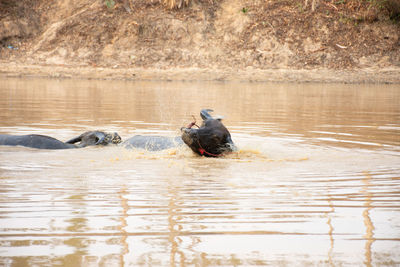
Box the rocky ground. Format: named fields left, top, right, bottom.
left=0, top=0, right=399, bottom=83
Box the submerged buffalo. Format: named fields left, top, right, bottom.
left=122, top=109, right=236, bottom=157
left=0, top=131, right=121, bottom=149
left=123, top=135, right=183, bottom=151
left=0, top=109, right=236, bottom=157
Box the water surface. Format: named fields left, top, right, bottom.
left=0, top=78, right=399, bottom=266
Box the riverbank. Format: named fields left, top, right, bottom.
left=1, top=62, right=399, bottom=83
left=1, top=0, right=399, bottom=83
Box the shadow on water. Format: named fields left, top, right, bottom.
left=0, top=77, right=399, bottom=266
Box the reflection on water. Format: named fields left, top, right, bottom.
left=0, top=77, right=399, bottom=266
left=362, top=172, right=374, bottom=267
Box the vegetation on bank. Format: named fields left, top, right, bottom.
left=158, top=0, right=399, bottom=21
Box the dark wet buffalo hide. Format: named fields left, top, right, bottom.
left=0, top=131, right=121, bottom=149
left=180, top=109, right=237, bottom=157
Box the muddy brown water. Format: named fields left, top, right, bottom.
left=0, top=77, right=399, bottom=266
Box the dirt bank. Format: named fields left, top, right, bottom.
left=1, top=62, right=400, bottom=83
left=1, top=0, right=399, bottom=83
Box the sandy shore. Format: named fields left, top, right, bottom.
left=1, top=62, right=400, bottom=83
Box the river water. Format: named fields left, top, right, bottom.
left=0, top=77, right=399, bottom=266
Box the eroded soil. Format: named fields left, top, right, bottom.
left=0, top=0, right=399, bottom=82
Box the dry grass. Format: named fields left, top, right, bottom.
left=304, top=0, right=319, bottom=11
left=161, top=0, right=191, bottom=9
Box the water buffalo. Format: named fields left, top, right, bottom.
left=0, top=109, right=236, bottom=157
left=122, top=109, right=236, bottom=157
left=0, top=131, right=121, bottom=149
left=180, top=109, right=237, bottom=157
left=66, top=131, right=121, bottom=147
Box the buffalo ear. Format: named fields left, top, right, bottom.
left=93, top=132, right=106, bottom=145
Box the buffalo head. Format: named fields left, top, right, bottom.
left=181, top=109, right=237, bottom=157
left=66, top=131, right=122, bottom=148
